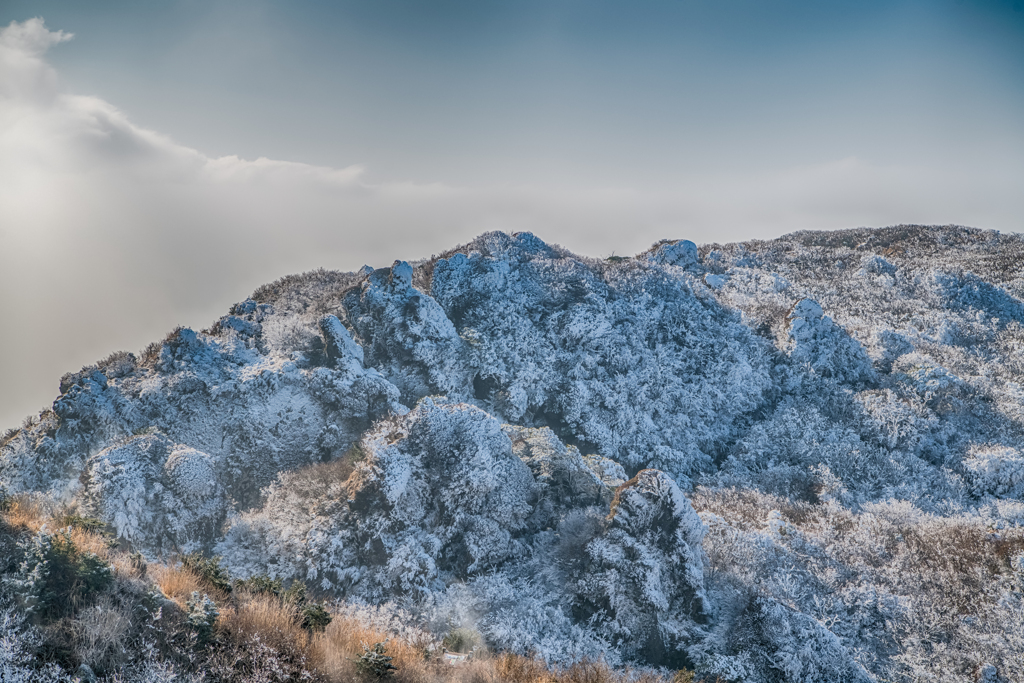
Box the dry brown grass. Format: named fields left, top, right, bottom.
left=493, top=653, right=556, bottom=683
left=311, top=611, right=434, bottom=682
left=149, top=562, right=229, bottom=608
left=3, top=494, right=49, bottom=531
left=219, top=591, right=309, bottom=653
left=1, top=497, right=112, bottom=562
left=67, top=526, right=112, bottom=560
left=691, top=486, right=825, bottom=530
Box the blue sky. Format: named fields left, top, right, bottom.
left=1, top=0, right=1022, bottom=427
left=8, top=0, right=1024, bottom=185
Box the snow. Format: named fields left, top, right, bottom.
left=6, top=225, right=1024, bottom=680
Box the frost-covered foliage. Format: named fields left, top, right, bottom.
left=5, top=225, right=1024, bottom=680
left=787, top=299, right=875, bottom=384
left=430, top=232, right=775, bottom=480
left=0, top=601, right=71, bottom=682
left=218, top=399, right=536, bottom=595
left=567, top=470, right=708, bottom=666
left=85, top=435, right=228, bottom=555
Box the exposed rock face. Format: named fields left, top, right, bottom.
left=318, top=314, right=365, bottom=369
left=503, top=425, right=612, bottom=527
left=650, top=239, right=701, bottom=270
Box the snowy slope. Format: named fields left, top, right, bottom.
left=3, top=225, right=1024, bottom=682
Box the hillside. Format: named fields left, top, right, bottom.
left=2, top=225, right=1024, bottom=682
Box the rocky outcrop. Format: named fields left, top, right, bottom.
left=650, top=239, right=701, bottom=270
left=344, top=260, right=471, bottom=403
left=567, top=470, right=709, bottom=666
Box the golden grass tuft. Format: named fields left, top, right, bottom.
left=219, top=591, right=309, bottom=653
left=493, top=653, right=556, bottom=683
left=148, top=562, right=229, bottom=608
left=3, top=494, right=49, bottom=531
left=67, top=526, right=111, bottom=560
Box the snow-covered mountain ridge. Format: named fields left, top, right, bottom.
left=3, top=225, right=1024, bottom=682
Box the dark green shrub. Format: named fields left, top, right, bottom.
left=356, top=640, right=397, bottom=679
left=54, top=510, right=109, bottom=535
left=181, top=553, right=232, bottom=594
left=282, top=580, right=307, bottom=605
left=129, top=552, right=147, bottom=577
left=12, top=527, right=112, bottom=621
left=300, top=602, right=332, bottom=632
left=234, top=574, right=282, bottom=596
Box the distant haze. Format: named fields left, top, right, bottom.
left=1, top=1, right=1023, bottom=429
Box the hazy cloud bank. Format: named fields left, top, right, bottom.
left=1, top=17, right=1021, bottom=428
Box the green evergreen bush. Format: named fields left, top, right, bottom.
left=234, top=574, right=282, bottom=596
left=300, top=602, right=332, bottom=632
left=181, top=552, right=232, bottom=593
left=186, top=591, right=219, bottom=646
left=355, top=640, right=397, bottom=678
left=11, top=527, right=112, bottom=621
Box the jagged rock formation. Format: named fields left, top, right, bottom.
left=4, top=225, right=1024, bottom=681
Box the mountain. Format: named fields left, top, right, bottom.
left=3, top=225, right=1024, bottom=682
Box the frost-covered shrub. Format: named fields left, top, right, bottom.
left=855, top=388, right=929, bottom=452
left=933, top=270, right=1024, bottom=325
left=963, top=445, right=1024, bottom=499
left=787, top=299, right=874, bottom=384
left=856, top=254, right=896, bottom=278
left=569, top=470, right=708, bottom=666
left=0, top=602, right=71, bottom=682
left=891, top=353, right=963, bottom=405
left=261, top=313, right=320, bottom=356
left=720, top=596, right=872, bottom=683
left=426, top=574, right=614, bottom=665
left=186, top=591, right=219, bottom=645
left=716, top=398, right=927, bottom=502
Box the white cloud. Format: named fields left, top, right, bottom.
left=0, top=18, right=1021, bottom=428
